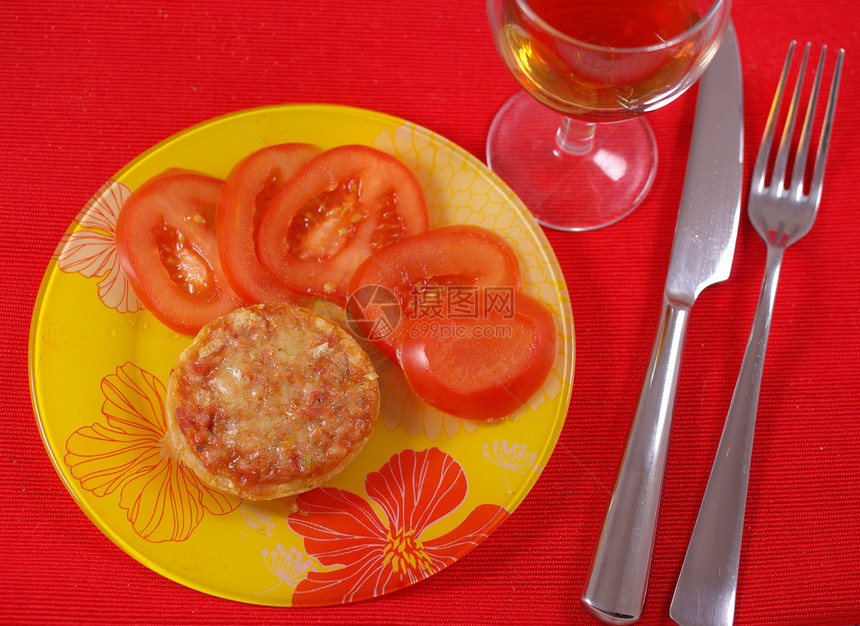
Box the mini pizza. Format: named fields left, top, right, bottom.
left=166, top=303, right=379, bottom=500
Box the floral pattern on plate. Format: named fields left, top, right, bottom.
left=64, top=362, right=240, bottom=542
left=55, top=180, right=141, bottom=313
left=287, top=447, right=508, bottom=606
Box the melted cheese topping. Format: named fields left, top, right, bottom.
left=168, top=304, right=379, bottom=499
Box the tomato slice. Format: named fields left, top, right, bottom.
left=115, top=172, right=243, bottom=334
left=256, top=145, right=429, bottom=305
left=346, top=225, right=522, bottom=363
left=399, top=292, right=557, bottom=420
left=216, top=143, right=320, bottom=303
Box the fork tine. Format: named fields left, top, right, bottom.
left=789, top=46, right=827, bottom=200
left=752, top=41, right=796, bottom=193
left=808, top=48, right=845, bottom=207
left=772, top=42, right=810, bottom=192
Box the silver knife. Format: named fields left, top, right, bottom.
left=581, top=22, right=744, bottom=624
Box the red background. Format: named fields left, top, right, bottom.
left=2, top=1, right=858, bottom=624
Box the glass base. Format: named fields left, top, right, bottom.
left=486, top=91, right=658, bottom=232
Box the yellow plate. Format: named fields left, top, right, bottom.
left=28, top=104, right=574, bottom=606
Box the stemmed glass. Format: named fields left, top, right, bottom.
left=486, top=0, right=731, bottom=231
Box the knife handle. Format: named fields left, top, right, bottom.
left=582, top=298, right=691, bottom=624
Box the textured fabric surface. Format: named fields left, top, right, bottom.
left=2, top=1, right=858, bottom=624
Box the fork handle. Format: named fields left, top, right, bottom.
left=670, top=245, right=784, bottom=626
left=583, top=298, right=691, bottom=624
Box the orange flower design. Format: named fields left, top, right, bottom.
left=56, top=180, right=141, bottom=313
left=64, top=362, right=240, bottom=542
left=288, top=447, right=508, bottom=605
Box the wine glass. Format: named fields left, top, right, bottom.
left=486, top=0, right=731, bottom=231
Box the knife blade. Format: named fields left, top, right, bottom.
left=582, top=22, right=744, bottom=624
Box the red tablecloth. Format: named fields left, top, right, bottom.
left=2, top=2, right=858, bottom=624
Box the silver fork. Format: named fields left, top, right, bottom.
left=669, top=42, right=844, bottom=626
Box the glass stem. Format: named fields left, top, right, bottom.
left=555, top=117, right=596, bottom=156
